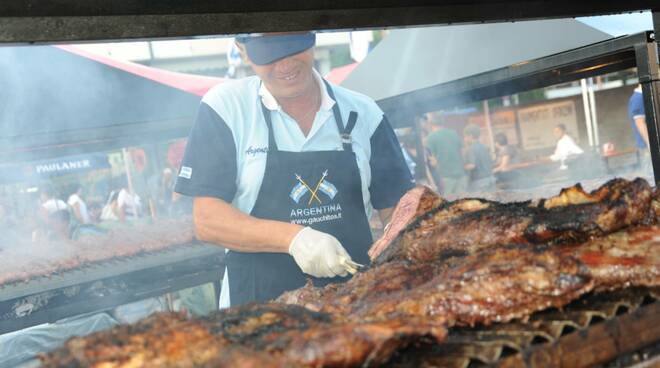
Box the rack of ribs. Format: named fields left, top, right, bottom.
left=41, top=303, right=446, bottom=368
left=281, top=224, right=660, bottom=327
left=370, top=178, right=656, bottom=265
left=281, top=245, right=594, bottom=327
left=560, top=225, right=660, bottom=292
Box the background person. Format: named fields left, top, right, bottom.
left=67, top=184, right=91, bottom=225
left=425, top=115, right=467, bottom=196
left=148, top=167, right=176, bottom=217
left=492, top=133, right=518, bottom=173
left=463, top=124, right=495, bottom=192
left=628, top=84, right=652, bottom=174
left=100, top=188, right=120, bottom=222
left=39, top=185, right=68, bottom=219
left=116, top=186, right=142, bottom=221
left=174, top=32, right=413, bottom=307
left=549, top=123, right=583, bottom=169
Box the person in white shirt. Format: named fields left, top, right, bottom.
left=40, top=186, right=68, bottom=216
left=67, top=185, right=90, bottom=224
left=549, top=124, right=583, bottom=169
left=117, top=187, right=142, bottom=221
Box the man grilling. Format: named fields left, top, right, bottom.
left=174, top=32, right=413, bottom=307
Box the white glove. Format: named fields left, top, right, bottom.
left=288, top=227, right=352, bottom=278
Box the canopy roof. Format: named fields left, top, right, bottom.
left=325, top=62, right=359, bottom=85
left=342, top=19, right=612, bottom=102
left=0, top=45, right=223, bottom=163
left=0, top=0, right=654, bottom=42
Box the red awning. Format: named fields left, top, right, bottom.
left=325, top=62, right=359, bottom=85
left=56, top=45, right=225, bottom=96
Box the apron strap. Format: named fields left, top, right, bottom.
left=260, top=79, right=359, bottom=153
left=341, top=112, right=358, bottom=151
left=260, top=101, right=279, bottom=152
left=323, top=79, right=358, bottom=152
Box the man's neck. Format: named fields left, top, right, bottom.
left=276, top=78, right=321, bottom=136
left=277, top=78, right=320, bottom=114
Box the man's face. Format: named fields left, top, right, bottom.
left=553, top=127, right=563, bottom=139
left=240, top=43, right=315, bottom=100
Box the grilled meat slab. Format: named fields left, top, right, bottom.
left=371, top=178, right=655, bottom=265
left=368, top=186, right=444, bottom=260
left=268, top=318, right=446, bottom=367
left=40, top=303, right=446, bottom=368
left=282, top=246, right=592, bottom=327
left=560, top=226, right=660, bottom=291
left=277, top=260, right=447, bottom=314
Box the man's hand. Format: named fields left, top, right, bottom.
left=288, top=227, right=354, bottom=278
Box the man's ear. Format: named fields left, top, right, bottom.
left=235, top=41, right=250, bottom=65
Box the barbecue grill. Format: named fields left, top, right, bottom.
left=0, top=2, right=659, bottom=367
left=0, top=242, right=224, bottom=334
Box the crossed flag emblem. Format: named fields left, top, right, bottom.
left=289, top=170, right=338, bottom=205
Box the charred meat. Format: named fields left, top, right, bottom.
left=368, top=186, right=444, bottom=260
left=282, top=246, right=593, bottom=327
left=560, top=226, right=660, bottom=291
left=372, top=178, right=655, bottom=265
left=41, top=303, right=446, bottom=368
left=41, top=178, right=660, bottom=368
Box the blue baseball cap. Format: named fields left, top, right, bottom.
left=235, top=33, right=315, bottom=65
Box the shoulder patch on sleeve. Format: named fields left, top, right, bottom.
left=179, top=166, right=192, bottom=179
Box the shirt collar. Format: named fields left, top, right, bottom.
left=634, top=85, right=642, bottom=93
left=258, top=69, right=335, bottom=112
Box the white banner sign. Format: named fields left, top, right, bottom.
left=517, top=100, right=579, bottom=150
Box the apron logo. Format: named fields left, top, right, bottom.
left=290, top=169, right=338, bottom=205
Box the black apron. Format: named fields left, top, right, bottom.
left=226, top=81, right=373, bottom=306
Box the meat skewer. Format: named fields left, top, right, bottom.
left=0, top=218, right=195, bottom=286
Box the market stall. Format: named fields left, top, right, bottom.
left=0, top=44, right=226, bottom=365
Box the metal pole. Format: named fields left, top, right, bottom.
left=482, top=100, right=496, bottom=156
left=587, top=77, right=600, bottom=147
left=412, top=115, right=436, bottom=190
left=121, top=148, right=135, bottom=194
left=634, top=32, right=660, bottom=184
left=580, top=78, right=595, bottom=147
left=654, top=11, right=660, bottom=40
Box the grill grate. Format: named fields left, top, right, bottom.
left=0, top=242, right=225, bottom=334
left=387, top=287, right=660, bottom=368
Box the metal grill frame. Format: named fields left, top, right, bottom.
left=0, top=243, right=224, bottom=334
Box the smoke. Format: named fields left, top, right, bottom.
left=0, top=42, right=199, bottom=296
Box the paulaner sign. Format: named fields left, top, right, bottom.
left=0, top=153, right=110, bottom=184
left=35, top=159, right=92, bottom=174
